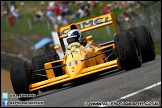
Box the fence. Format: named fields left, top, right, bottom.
left=117, top=1, right=161, bottom=43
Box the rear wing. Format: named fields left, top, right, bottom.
left=57, top=12, right=118, bottom=38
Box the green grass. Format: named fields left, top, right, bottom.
left=155, top=42, right=161, bottom=55
left=1, top=1, right=50, bottom=37
left=82, top=25, right=115, bottom=44
left=1, top=16, right=51, bottom=37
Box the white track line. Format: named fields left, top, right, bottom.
left=114, top=82, right=161, bottom=101
left=99, top=81, right=161, bottom=107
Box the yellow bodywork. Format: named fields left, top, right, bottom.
left=30, top=12, right=121, bottom=91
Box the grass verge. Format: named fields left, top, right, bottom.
left=155, top=42, right=161, bottom=55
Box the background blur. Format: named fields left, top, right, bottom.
left=1, top=1, right=161, bottom=94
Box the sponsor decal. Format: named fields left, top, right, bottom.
left=60, top=14, right=111, bottom=35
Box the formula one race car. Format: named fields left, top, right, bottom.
left=10, top=12, right=156, bottom=101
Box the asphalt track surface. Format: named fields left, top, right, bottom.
left=7, top=56, right=161, bottom=107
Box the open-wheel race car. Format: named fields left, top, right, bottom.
left=10, top=12, right=156, bottom=101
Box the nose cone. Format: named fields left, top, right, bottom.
left=65, top=43, right=85, bottom=77
left=66, top=58, right=83, bottom=77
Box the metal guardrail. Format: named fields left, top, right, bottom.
left=1, top=51, right=31, bottom=62
left=1, top=51, right=31, bottom=71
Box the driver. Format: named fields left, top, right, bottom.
left=66, top=29, right=84, bottom=45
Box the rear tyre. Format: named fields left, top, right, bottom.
left=126, top=25, right=156, bottom=62
left=10, top=61, right=38, bottom=101
left=114, top=30, right=142, bottom=71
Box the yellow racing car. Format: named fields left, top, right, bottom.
left=10, top=12, right=155, bottom=101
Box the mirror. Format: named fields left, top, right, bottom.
left=54, top=46, right=61, bottom=50
left=85, top=35, right=92, bottom=41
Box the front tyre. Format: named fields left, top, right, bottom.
left=10, top=61, right=38, bottom=101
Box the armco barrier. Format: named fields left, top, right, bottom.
left=1, top=51, right=31, bottom=71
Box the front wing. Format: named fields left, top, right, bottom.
left=30, top=59, right=120, bottom=91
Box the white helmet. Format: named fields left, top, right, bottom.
left=67, top=29, right=83, bottom=44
